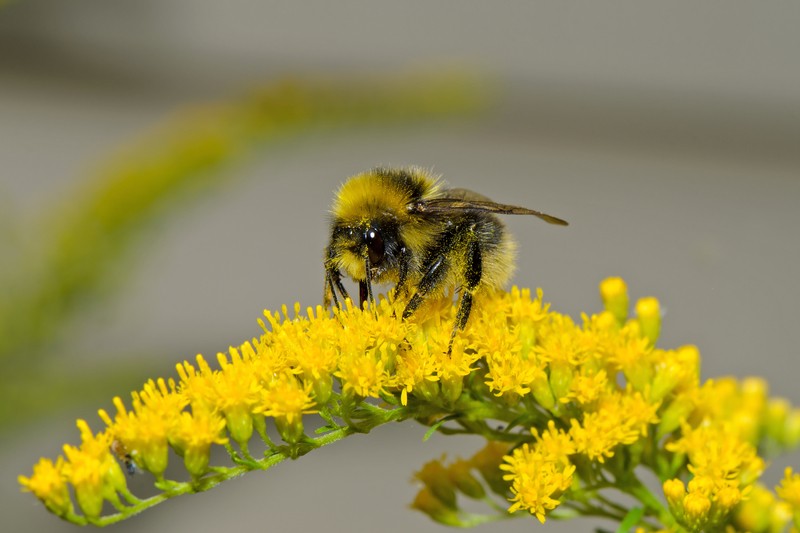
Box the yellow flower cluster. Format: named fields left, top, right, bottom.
left=662, top=376, right=800, bottom=532
left=410, top=279, right=800, bottom=529
left=18, top=278, right=800, bottom=530
left=663, top=421, right=763, bottom=531
left=501, top=422, right=576, bottom=522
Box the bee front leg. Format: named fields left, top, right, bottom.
left=359, top=280, right=369, bottom=309
left=324, top=244, right=351, bottom=310
left=360, top=256, right=376, bottom=311
left=325, top=267, right=350, bottom=310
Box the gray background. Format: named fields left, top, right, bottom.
left=2, top=2, right=799, bottom=532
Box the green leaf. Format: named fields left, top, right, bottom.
left=423, top=414, right=460, bottom=442
left=616, top=506, right=644, bottom=532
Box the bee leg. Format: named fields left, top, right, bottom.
left=325, top=267, right=350, bottom=310
left=449, top=238, right=482, bottom=354
left=402, top=255, right=448, bottom=320
left=324, top=271, right=336, bottom=308
left=390, top=247, right=411, bottom=318
left=325, top=245, right=351, bottom=310
left=394, top=246, right=410, bottom=297
left=359, top=280, right=369, bottom=308
left=361, top=257, right=377, bottom=314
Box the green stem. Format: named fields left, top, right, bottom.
left=561, top=501, right=626, bottom=522
left=88, top=422, right=384, bottom=526
left=622, top=479, right=678, bottom=530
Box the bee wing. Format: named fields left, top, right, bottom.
left=438, top=187, right=496, bottom=203
left=417, top=189, right=569, bottom=226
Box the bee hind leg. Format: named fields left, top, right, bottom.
left=448, top=238, right=482, bottom=354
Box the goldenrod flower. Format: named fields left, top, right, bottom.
left=664, top=421, right=765, bottom=531
left=501, top=440, right=576, bottom=522
left=733, top=483, right=792, bottom=533
left=256, top=371, right=317, bottom=443
left=569, top=390, right=659, bottom=463
left=98, top=379, right=185, bottom=478
left=169, top=405, right=228, bottom=477
left=18, top=457, right=72, bottom=517
left=177, top=349, right=260, bottom=448
left=776, top=467, right=800, bottom=530
left=778, top=468, right=800, bottom=507
left=19, top=278, right=800, bottom=530
left=533, top=420, right=576, bottom=465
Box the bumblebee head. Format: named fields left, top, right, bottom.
left=328, top=217, right=401, bottom=282
left=327, top=167, right=439, bottom=283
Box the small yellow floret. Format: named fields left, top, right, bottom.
left=170, top=405, right=228, bottom=476
left=683, top=491, right=711, bottom=522
left=777, top=467, right=800, bottom=508
left=19, top=457, right=71, bottom=516
left=663, top=478, right=686, bottom=507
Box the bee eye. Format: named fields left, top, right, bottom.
left=366, top=228, right=385, bottom=265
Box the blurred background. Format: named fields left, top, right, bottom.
left=2, top=2, right=800, bottom=532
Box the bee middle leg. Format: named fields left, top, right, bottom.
left=401, top=255, right=448, bottom=320
left=400, top=228, right=483, bottom=354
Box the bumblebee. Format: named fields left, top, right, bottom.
left=323, top=167, right=568, bottom=351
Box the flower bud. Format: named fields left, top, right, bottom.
left=225, top=406, right=254, bottom=448
left=635, top=297, right=660, bottom=346
left=547, top=361, right=572, bottom=405
left=448, top=459, right=485, bottom=500
left=275, top=415, right=305, bottom=444
left=715, top=486, right=742, bottom=513
left=415, top=458, right=456, bottom=508
left=600, top=277, right=629, bottom=325
left=141, top=439, right=169, bottom=477
left=783, top=409, right=800, bottom=448
left=657, top=395, right=693, bottom=438
left=529, top=375, right=554, bottom=411
left=440, top=376, right=463, bottom=405
left=411, top=487, right=462, bottom=527
left=663, top=478, right=685, bottom=509
left=311, top=374, right=333, bottom=405
left=683, top=492, right=711, bottom=530
left=470, top=441, right=510, bottom=497
left=183, top=445, right=212, bottom=477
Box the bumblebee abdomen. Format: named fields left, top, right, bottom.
left=465, top=213, right=517, bottom=290
left=478, top=221, right=517, bottom=290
